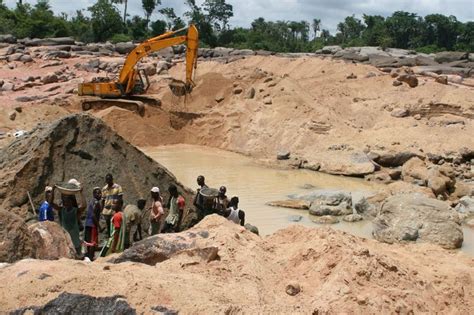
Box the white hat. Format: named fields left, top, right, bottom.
left=151, top=187, right=160, bottom=193
left=45, top=186, right=53, bottom=192
left=68, top=178, right=81, bottom=188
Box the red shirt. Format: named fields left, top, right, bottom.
left=112, top=212, right=123, bottom=229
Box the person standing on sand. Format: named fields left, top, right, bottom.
left=101, top=173, right=123, bottom=237
left=213, top=186, right=229, bottom=215
left=223, top=196, right=245, bottom=226
left=84, top=187, right=102, bottom=261
left=149, top=187, right=164, bottom=235
left=123, top=199, right=146, bottom=248
left=193, top=175, right=209, bottom=220
left=162, top=185, right=185, bottom=233
left=56, top=192, right=86, bottom=257
left=38, top=186, right=55, bottom=222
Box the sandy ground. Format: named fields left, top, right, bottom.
left=1, top=216, right=473, bottom=314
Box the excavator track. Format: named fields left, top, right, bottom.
left=81, top=98, right=145, bottom=116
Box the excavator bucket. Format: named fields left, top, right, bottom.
left=169, top=79, right=193, bottom=97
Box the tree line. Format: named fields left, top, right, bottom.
left=0, top=0, right=472, bottom=53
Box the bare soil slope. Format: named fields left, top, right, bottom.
left=1, top=216, right=473, bottom=314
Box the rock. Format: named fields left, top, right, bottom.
left=285, top=282, right=301, bottom=296
left=229, top=49, right=256, bottom=56
left=0, top=210, right=34, bottom=263
left=288, top=215, right=303, bottom=222
left=434, top=51, right=468, bottom=63
left=20, top=54, right=33, bottom=63
left=43, top=51, right=71, bottom=59
left=263, top=97, right=272, bottom=105
left=311, top=215, right=340, bottom=224
left=40, top=60, right=63, bottom=68
left=277, top=151, right=290, bottom=160
left=7, top=53, right=23, bottom=62
left=233, top=87, right=243, bottom=94
left=335, top=51, right=369, bottom=62
left=320, top=45, right=342, bottom=54
left=115, top=42, right=136, bottom=54
left=41, top=73, right=59, bottom=84
left=309, top=200, right=352, bottom=216
left=1, top=82, right=14, bottom=91
left=343, top=214, right=363, bottom=222
left=215, top=93, right=225, bottom=103
left=354, top=198, right=375, bottom=215
left=391, top=108, right=409, bottom=118
left=466, top=218, right=474, bottom=228
left=0, top=114, right=193, bottom=230
left=319, top=152, right=376, bottom=177
left=370, top=56, right=398, bottom=67
left=8, top=111, right=16, bottom=121
left=415, top=55, right=438, bottom=66
left=373, top=193, right=463, bottom=249
left=0, top=34, right=16, bottom=44
left=28, top=221, right=76, bottom=260
left=413, top=114, right=421, bottom=120
left=266, top=200, right=310, bottom=210
left=397, top=74, right=418, bottom=88
left=446, top=75, right=463, bottom=84
left=14, top=106, right=22, bottom=113
left=141, top=63, right=156, bottom=76
left=401, top=157, right=428, bottom=183
left=374, top=151, right=420, bottom=167
left=245, top=87, right=255, bottom=99
left=365, top=72, right=377, bottom=78
left=435, top=75, right=448, bottom=85
left=346, top=73, right=357, bottom=79
left=13, top=292, right=136, bottom=314
left=455, top=197, right=474, bottom=214
left=412, top=65, right=471, bottom=77
left=392, top=80, right=403, bottom=86
left=244, top=223, right=259, bottom=235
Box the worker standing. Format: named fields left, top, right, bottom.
left=162, top=185, right=185, bottom=233
left=149, top=187, right=164, bottom=235
left=101, top=173, right=123, bottom=237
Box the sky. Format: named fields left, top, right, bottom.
left=4, top=0, right=474, bottom=33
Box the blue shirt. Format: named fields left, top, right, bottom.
left=38, top=201, right=54, bottom=222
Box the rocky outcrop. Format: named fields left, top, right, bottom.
left=373, top=194, right=463, bottom=249
left=319, top=152, right=376, bottom=177
left=0, top=210, right=34, bottom=263
left=28, top=221, right=76, bottom=260
left=13, top=293, right=137, bottom=315
left=0, top=114, right=193, bottom=224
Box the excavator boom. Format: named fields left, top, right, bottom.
left=78, top=25, right=199, bottom=112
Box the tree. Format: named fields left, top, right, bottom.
left=424, top=14, right=461, bottom=50
left=202, top=0, right=233, bottom=31
left=142, top=0, right=161, bottom=28
left=150, top=19, right=167, bottom=36
left=385, top=11, right=424, bottom=49
left=88, top=0, right=123, bottom=42
left=362, top=14, right=390, bottom=47
left=184, top=0, right=216, bottom=46
left=111, top=0, right=128, bottom=24
left=159, top=7, right=185, bottom=30
left=127, top=15, right=148, bottom=40
left=312, top=18, right=321, bottom=39
left=70, top=10, right=93, bottom=42
left=337, top=15, right=365, bottom=45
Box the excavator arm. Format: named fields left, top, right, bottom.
left=78, top=25, right=199, bottom=98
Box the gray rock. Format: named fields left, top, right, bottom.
left=24, top=37, right=75, bottom=46
left=244, top=223, right=259, bottom=235
left=391, top=108, right=409, bottom=118
left=41, top=73, right=59, bottom=84
left=277, top=151, right=290, bottom=160
left=12, top=292, right=137, bottom=314
left=43, top=50, right=71, bottom=59
left=455, top=197, right=474, bottom=214
left=320, top=45, right=342, bottom=54
left=369, top=55, right=398, bottom=67
left=233, top=87, right=243, bottom=94
left=413, top=65, right=472, bottom=77
left=0, top=34, right=16, bottom=44
left=415, top=55, right=438, bottom=66
left=343, top=214, right=363, bottom=222
left=115, top=42, right=136, bottom=54
left=8, top=111, right=16, bottom=121
left=373, top=193, right=463, bottom=249
left=1, top=82, right=14, bottom=91
left=212, top=47, right=233, bottom=57
left=311, top=215, right=340, bottom=224
left=386, top=48, right=411, bottom=58
left=7, top=53, right=23, bottom=62
left=245, top=87, right=256, bottom=99
left=434, top=51, right=468, bottom=63
left=288, top=215, right=303, bottom=222
left=263, top=96, right=272, bottom=105
left=337, top=51, right=369, bottom=62
left=230, top=49, right=256, bottom=56
left=358, top=46, right=390, bottom=57
left=309, top=200, right=353, bottom=216
left=373, top=151, right=421, bottom=167
left=20, top=54, right=33, bottom=63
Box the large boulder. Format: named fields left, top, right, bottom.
left=24, top=37, right=75, bottom=46
left=115, top=42, right=136, bottom=54
left=373, top=151, right=420, bottom=167
left=455, top=196, right=474, bottom=214
left=0, top=114, right=193, bottom=225
left=0, top=34, right=16, bottom=44
left=373, top=194, right=463, bottom=249
left=320, top=45, right=342, bottom=54
left=0, top=210, right=34, bottom=263
left=434, top=51, right=468, bottom=63
left=319, top=152, right=375, bottom=176
left=28, top=221, right=76, bottom=260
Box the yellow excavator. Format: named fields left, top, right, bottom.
left=78, top=25, right=199, bottom=116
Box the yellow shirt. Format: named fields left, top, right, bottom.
left=102, top=183, right=123, bottom=215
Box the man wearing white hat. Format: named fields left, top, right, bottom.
left=150, top=187, right=164, bottom=235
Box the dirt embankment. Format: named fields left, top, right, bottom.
left=1, top=215, right=473, bottom=314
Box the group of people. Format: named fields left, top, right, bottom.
left=193, top=175, right=245, bottom=227
left=37, top=173, right=245, bottom=261
left=37, top=173, right=186, bottom=261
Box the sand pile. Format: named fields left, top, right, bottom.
left=1, top=215, right=472, bottom=313
left=0, top=113, right=193, bottom=219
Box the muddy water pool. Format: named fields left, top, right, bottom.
left=142, top=144, right=473, bottom=256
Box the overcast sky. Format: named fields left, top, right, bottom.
left=4, top=0, right=474, bottom=33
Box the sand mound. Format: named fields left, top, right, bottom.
left=1, top=215, right=472, bottom=313
left=0, top=113, right=193, bottom=218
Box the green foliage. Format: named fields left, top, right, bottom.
left=69, top=10, right=93, bottom=43
left=142, top=0, right=161, bottom=27
left=415, top=44, right=443, bottom=54
left=110, top=33, right=132, bottom=43
left=150, top=19, right=167, bottom=35
left=127, top=15, right=147, bottom=40
left=88, top=0, right=123, bottom=42
left=158, top=7, right=185, bottom=30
